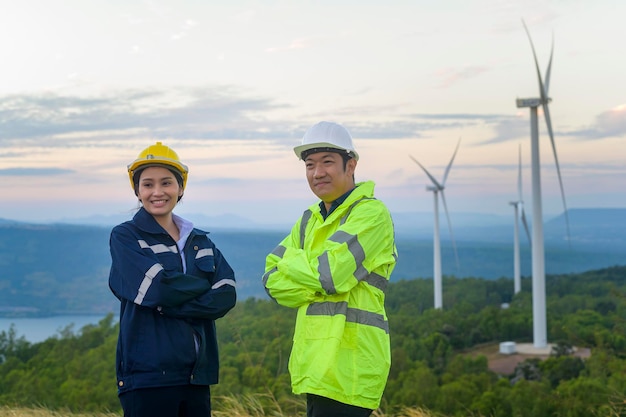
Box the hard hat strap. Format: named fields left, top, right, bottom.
left=301, top=147, right=354, bottom=160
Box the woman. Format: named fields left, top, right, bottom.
left=109, top=141, right=237, bottom=417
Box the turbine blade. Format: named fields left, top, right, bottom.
left=544, top=33, right=554, bottom=95
left=521, top=206, right=531, bottom=243
left=442, top=137, right=461, bottom=185
left=409, top=155, right=443, bottom=189
left=517, top=143, right=523, bottom=200
left=522, top=20, right=549, bottom=102
left=543, top=102, right=571, bottom=244
left=440, top=191, right=460, bottom=272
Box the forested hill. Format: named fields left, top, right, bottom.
left=0, top=208, right=624, bottom=316
left=0, top=266, right=625, bottom=416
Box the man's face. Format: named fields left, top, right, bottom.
left=304, top=151, right=356, bottom=203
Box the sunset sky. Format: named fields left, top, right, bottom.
left=1, top=0, right=624, bottom=227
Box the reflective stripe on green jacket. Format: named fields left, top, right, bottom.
left=263, top=181, right=397, bottom=409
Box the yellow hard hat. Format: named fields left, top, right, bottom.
left=127, top=141, right=189, bottom=190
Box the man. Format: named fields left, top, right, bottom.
left=263, top=121, right=398, bottom=417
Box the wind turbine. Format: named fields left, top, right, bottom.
left=509, top=144, right=531, bottom=294
left=516, top=20, right=570, bottom=348
left=409, top=138, right=461, bottom=309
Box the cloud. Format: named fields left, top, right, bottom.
left=312, top=112, right=519, bottom=142
left=171, top=19, right=197, bottom=41
left=0, top=87, right=521, bottom=149
left=408, top=113, right=507, bottom=121
left=435, top=65, right=491, bottom=88
left=567, top=105, right=626, bottom=140
left=0, top=84, right=579, bottom=153
left=481, top=115, right=528, bottom=144
left=0, top=151, right=28, bottom=158
left=266, top=36, right=318, bottom=53
left=0, top=168, right=74, bottom=176
left=481, top=105, right=626, bottom=144
left=406, top=113, right=520, bottom=144
left=308, top=112, right=515, bottom=141
left=0, top=87, right=290, bottom=144
left=349, top=120, right=445, bottom=140
left=231, top=8, right=256, bottom=24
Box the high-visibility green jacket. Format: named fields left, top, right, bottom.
left=263, top=181, right=397, bottom=409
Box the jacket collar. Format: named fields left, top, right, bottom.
left=132, top=207, right=169, bottom=235
left=310, top=180, right=376, bottom=218
left=131, top=207, right=208, bottom=237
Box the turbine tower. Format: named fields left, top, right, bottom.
left=509, top=144, right=531, bottom=294
left=410, top=138, right=461, bottom=309
left=516, top=21, right=570, bottom=348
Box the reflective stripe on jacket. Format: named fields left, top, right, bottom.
left=108, top=207, right=236, bottom=394
left=263, top=181, right=397, bottom=409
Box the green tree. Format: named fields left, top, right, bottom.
left=385, top=362, right=438, bottom=410
left=553, top=378, right=609, bottom=417
left=508, top=379, right=555, bottom=417
left=470, top=379, right=512, bottom=417
left=540, top=356, right=585, bottom=388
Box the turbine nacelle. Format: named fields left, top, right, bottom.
left=516, top=97, right=551, bottom=108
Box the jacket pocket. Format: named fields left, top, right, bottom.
left=194, top=252, right=216, bottom=274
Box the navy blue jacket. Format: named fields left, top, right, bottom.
left=108, top=208, right=236, bottom=394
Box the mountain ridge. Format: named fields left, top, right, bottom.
left=0, top=208, right=624, bottom=317
left=4, top=207, right=624, bottom=235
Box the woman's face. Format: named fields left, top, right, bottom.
left=137, top=166, right=183, bottom=219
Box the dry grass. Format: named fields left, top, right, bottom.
left=6, top=376, right=623, bottom=417
left=0, top=406, right=119, bottom=417
left=4, top=400, right=625, bottom=417
left=212, top=393, right=296, bottom=417
left=375, top=408, right=436, bottom=417
left=1, top=400, right=440, bottom=417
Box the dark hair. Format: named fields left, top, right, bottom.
left=301, top=147, right=353, bottom=169
left=133, top=164, right=185, bottom=201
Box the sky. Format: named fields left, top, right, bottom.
left=0, top=0, right=624, bottom=227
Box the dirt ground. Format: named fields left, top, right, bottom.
left=466, top=343, right=592, bottom=376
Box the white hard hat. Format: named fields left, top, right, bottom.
left=293, top=121, right=359, bottom=161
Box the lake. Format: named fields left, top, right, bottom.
left=0, top=315, right=118, bottom=344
